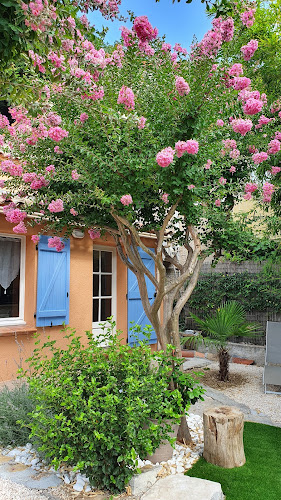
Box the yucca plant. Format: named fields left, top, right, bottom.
left=190, top=301, right=260, bottom=381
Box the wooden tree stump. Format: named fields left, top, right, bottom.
left=203, top=406, right=246, bottom=468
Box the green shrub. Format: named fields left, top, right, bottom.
left=187, top=272, right=281, bottom=314
left=21, top=321, right=204, bottom=493
left=0, top=383, right=35, bottom=447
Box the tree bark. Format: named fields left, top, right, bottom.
left=203, top=406, right=246, bottom=468
left=218, top=347, right=230, bottom=381
left=177, top=414, right=192, bottom=445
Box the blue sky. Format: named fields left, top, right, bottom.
left=87, top=0, right=212, bottom=50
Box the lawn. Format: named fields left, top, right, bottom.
left=186, top=422, right=281, bottom=500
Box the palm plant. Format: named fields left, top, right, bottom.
left=190, top=301, right=260, bottom=381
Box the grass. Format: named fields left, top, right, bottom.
left=0, top=382, right=35, bottom=447
left=186, top=421, right=281, bottom=500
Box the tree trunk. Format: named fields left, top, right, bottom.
left=203, top=406, right=246, bottom=468
left=177, top=414, right=192, bottom=445
left=218, top=347, right=230, bottom=381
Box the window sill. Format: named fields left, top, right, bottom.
left=0, top=325, right=37, bottom=337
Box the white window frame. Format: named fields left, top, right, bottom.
left=92, top=245, right=116, bottom=338
left=0, top=233, right=26, bottom=326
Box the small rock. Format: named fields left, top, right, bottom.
left=63, top=474, right=70, bottom=485
left=73, top=482, right=84, bottom=492
left=85, top=485, right=92, bottom=493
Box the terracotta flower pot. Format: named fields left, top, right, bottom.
left=146, top=420, right=179, bottom=464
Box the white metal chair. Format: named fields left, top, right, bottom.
left=263, top=321, right=281, bottom=395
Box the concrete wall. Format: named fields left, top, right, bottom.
left=195, top=341, right=266, bottom=366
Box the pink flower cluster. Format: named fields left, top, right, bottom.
left=13, top=221, right=27, bottom=234
left=120, top=194, right=133, bottom=206
left=71, top=169, right=80, bottom=180
left=138, top=117, right=146, bottom=130
left=241, top=9, right=256, bottom=28
left=232, top=77, right=251, bottom=90
left=244, top=182, right=258, bottom=200
left=80, top=113, right=89, bottom=124
left=173, top=43, right=187, bottom=55
left=204, top=159, right=212, bottom=170
left=263, top=182, right=275, bottom=202
left=212, top=17, right=234, bottom=42
left=192, top=17, right=234, bottom=60
left=241, top=39, right=258, bottom=61
left=175, top=140, right=199, bottom=158
left=161, top=42, right=171, bottom=52
left=229, top=166, right=236, bottom=173
left=156, top=147, right=175, bottom=167
left=133, top=16, right=158, bottom=42
left=216, top=119, right=224, bottom=127
left=267, top=139, right=281, bottom=155
left=256, top=115, right=272, bottom=129
left=229, top=148, right=240, bottom=159
left=31, top=234, right=40, bottom=244
left=162, top=193, right=169, bottom=204
left=252, top=152, right=268, bottom=164
left=70, top=208, right=78, bottom=216
left=138, top=40, right=155, bottom=56
left=45, top=112, right=62, bottom=127
left=188, top=184, right=195, bottom=190
left=222, top=139, right=237, bottom=150
left=219, top=177, right=227, bottom=185
left=48, top=198, right=64, bottom=213
left=120, top=26, right=135, bottom=47
left=231, top=118, right=253, bottom=136
left=48, top=236, right=65, bottom=252
left=48, top=126, right=69, bottom=142
left=176, top=76, right=190, bottom=96
left=215, top=199, right=221, bottom=207
left=117, top=86, right=135, bottom=110
left=271, top=166, right=281, bottom=175
left=5, top=207, right=27, bottom=224
left=243, top=98, right=263, bottom=115
left=228, top=63, right=243, bottom=76
left=1, top=160, right=23, bottom=177
left=22, top=172, right=48, bottom=189
left=88, top=228, right=101, bottom=240
left=175, top=76, right=190, bottom=96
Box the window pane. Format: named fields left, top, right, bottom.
left=101, top=251, right=112, bottom=273
left=101, top=299, right=111, bottom=321
left=0, top=275, right=20, bottom=319
left=101, top=275, right=112, bottom=296
left=93, top=299, right=99, bottom=322
left=93, top=250, right=99, bottom=272
left=0, top=237, right=20, bottom=319
left=93, top=274, right=99, bottom=297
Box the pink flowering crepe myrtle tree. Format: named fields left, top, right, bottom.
left=1, top=3, right=280, bottom=361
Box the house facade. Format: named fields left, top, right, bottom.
left=0, top=213, right=158, bottom=381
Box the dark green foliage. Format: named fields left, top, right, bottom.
left=21, top=322, right=204, bottom=493
left=186, top=422, right=281, bottom=500
left=187, top=272, right=281, bottom=314
left=0, top=383, right=35, bottom=447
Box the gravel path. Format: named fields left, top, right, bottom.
left=0, top=478, right=47, bottom=500
left=205, top=362, right=281, bottom=425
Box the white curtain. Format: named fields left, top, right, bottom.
left=0, top=237, right=20, bottom=293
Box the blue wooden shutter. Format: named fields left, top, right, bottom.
left=36, top=236, right=70, bottom=327
left=127, top=248, right=157, bottom=346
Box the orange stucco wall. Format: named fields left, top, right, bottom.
left=0, top=216, right=158, bottom=381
